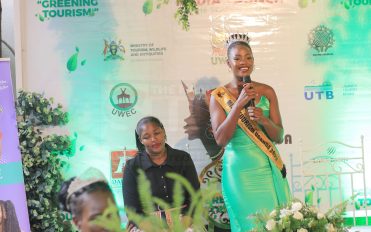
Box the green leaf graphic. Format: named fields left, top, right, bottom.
left=67, top=53, right=79, bottom=72
left=298, top=0, right=308, bottom=8
left=79, top=145, right=85, bottom=151
left=81, top=59, right=87, bottom=66
left=38, top=14, right=45, bottom=22
left=342, top=1, right=351, bottom=9
left=143, top=0, right=153, bottom=15
left=76, top=47, right=79, bottom=52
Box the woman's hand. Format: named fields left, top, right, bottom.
left=247, top=106, right=267, bottom=124
left=235, top=83, right=257, bottom=109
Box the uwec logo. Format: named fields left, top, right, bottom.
left=110, top=83, right=138, bottom=118
left=304, top=83, right=334, bottom=101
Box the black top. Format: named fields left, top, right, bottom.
left=122, top=144, right=200, bottom=216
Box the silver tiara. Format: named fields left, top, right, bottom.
left=225, top=33, right=250, bottom=48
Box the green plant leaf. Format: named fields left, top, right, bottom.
left=137, top=169, right=155, bottom=214
left=90, top=199, right=123, bottom=232
left=305, top=191, right=314, bottom=206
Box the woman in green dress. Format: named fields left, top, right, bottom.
left=209, top=34, right=291, bottom=231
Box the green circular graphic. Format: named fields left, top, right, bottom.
left=110, top=83, right=138, bottom=111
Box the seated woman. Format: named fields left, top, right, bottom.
left=122, top=116, right=200, bottom=229
left=59, top=168, right=121, bottom=232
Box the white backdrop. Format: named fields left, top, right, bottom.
left=15, top=0, right=371, bottom=224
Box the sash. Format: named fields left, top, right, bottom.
left=211, top=86, right=286, bottom=178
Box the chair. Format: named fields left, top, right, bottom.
left=199, top=155, right=231, bottom=232
left=293, top=136, right=369, bottom=226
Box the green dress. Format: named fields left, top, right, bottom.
left=222, top=95, right=291, bottom=231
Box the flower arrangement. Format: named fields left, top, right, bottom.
left=251, top=198, right=350, bottom=232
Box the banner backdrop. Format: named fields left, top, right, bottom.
left=0, top=59, right=31, bottom=232
left=17, top=0, right=371, bottom=226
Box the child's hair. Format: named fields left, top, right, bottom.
left=58, top=177, right=112, bottom=218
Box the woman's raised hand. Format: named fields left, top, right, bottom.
left=236, top=83, right=257, bottom=110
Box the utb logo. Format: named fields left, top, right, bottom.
left=304, top=83, right=334, bottom=100
left=110, top=83, right=138, bottom=111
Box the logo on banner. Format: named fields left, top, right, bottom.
left=35, top=0, right=99, bottom=22
left=103, top=40, right=126, bottom=61
left=110, top=83, right=138, bottom=118
left=210, top=33, right=227, bottom=65
left=110, top=149, right=138, bottom=188
left=304, top=82, right=334, bottom=101
left=308, top=25, right=335, bottom=56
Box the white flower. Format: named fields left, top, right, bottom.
left=280, top=208, right=293, bottom=218
left=184, top=228, right=193, bottom=232
left=269, top=210, right=277, bottom=218
left=293, top=211, right=304, bottom=220
left=326, top=223, right=336, bottom=232
left=317, top=212, right=325, bottom=219
left=265, top=219, right=276, bottom=231
left=297, top=229, right=308, bottom=232
left=291, top=202, right=303, bottom=212
left=309, top=206, right=318, bottom=214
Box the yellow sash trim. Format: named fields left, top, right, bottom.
left=211, top=86, right=286, bottom=175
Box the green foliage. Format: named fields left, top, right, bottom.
left=90, top=198, right=122, bottom=232
left=125, top=170, right=217, bottom=232
left=16, top=90, right=73, bottom=231
left=75, top=169, right=218, bottom=232
left=142, top=0, right=198, bottom=31
left=175, top=0, right=198, bottom=31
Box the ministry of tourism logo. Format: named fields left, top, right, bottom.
left=308, top=25, right=335, bottom=56
left=110, top=83, right=138, bottom=117
left=103, top=39, right=126, bottom=61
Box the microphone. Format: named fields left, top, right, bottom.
left=243, top=75, right=255, bottom=107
